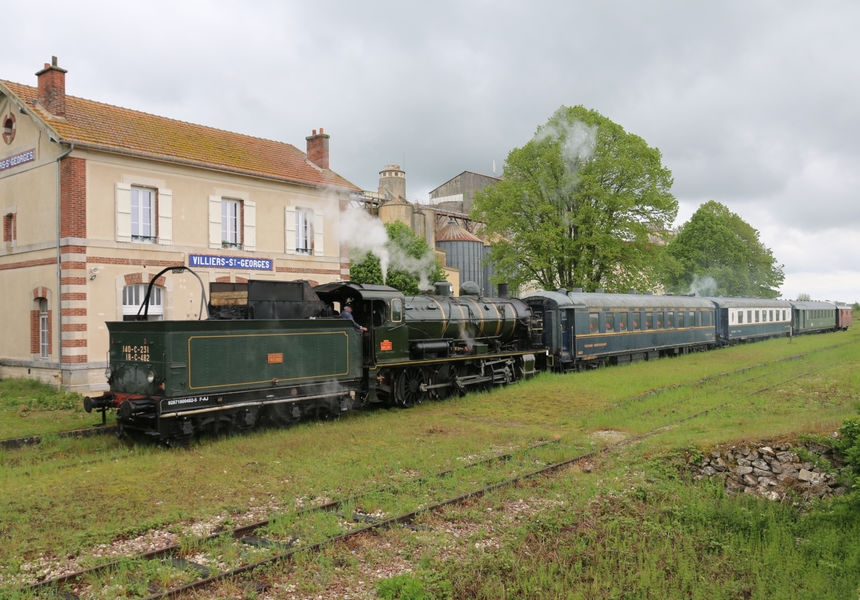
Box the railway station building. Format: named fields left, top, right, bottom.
left=0, top=58, right=360, bottom=391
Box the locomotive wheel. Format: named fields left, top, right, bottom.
left=428, top=364, right=455, bottom=400
left=394, top=368, right=426, bottom=408
left=267, top=403, right=301, bottom=427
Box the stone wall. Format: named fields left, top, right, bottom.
left=693, top=438, right=849, bottom=503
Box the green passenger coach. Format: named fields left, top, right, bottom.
left=789, top=300, right=838, bottom=335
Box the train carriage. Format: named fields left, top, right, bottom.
left=525, top=291, right=716, bottom=370
left=790, top=300, right=837, bottom=335
left=836, top=302, right=853, bottom=331
left=705, top=297, right=792, bottom=344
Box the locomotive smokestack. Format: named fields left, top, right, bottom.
left=497, top=283, right=509, bottom=298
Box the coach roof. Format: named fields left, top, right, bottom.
left=566, top=292, right=715, bottom=310
left=704, top=297, right=792, bottom=309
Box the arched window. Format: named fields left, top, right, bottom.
left=122, top=284, right=164, bottom=321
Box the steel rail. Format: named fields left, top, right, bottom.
left=136, top=364, right=828, bottom=600
left=0, top=424, right=115, bottom=450
left=24, top=439, right=558, bottom=597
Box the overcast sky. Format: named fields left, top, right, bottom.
left=3, top=1, right=858, bottom=302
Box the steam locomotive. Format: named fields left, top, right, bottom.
left=84, top=270, right=851, bottom=444
left=85, top=271, right=538, bottom=444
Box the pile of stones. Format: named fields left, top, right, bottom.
left=693, top=438, right=850, bottom=503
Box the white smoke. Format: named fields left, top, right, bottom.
left=337, top=205, right=391, bottom=276
left=688, top=274, right=718, bottom=296
left=532, top=114, right=598, bottom=225
left=336, top=205, right=437, bottom=290
left=534, top=114, right=598, bottom=168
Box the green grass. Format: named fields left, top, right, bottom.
left=0, top=326, right=858, bottom=597
left=0, top=378, right=113, bottom=439
left=427, top=453, right=859, bottom=599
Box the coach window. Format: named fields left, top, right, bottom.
left=616, top=312, right=627, bottom=331
left=666, top=311, right=674, bottom=328
left=631, top=312, right=641, bottom=331
left=390, top=298, right=403, bottom=323
left=122, top=284, right=164, bottom=321
left=688, top=311, right=695, bottom=327
left=589, top=312, right=599, bottom=333
left=754, top=310, right=759, bottom=323
left=604, top=312, right=615, bottom=332
left=644, top=312, right=653, bottom=329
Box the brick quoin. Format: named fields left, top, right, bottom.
left=62, top=355, right=88, bottom=364
left=61, top=339, right=87, bottom=348
left=60, top=157, right=86, bottom=239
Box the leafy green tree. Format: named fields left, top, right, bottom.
left=664, top=201, right=784, bottom=298
left=472, top=105, right=677, bottom=292
left=350, top=221, right=446, bottom=295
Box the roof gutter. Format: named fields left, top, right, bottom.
left=55, top=141, right=74, bottom=389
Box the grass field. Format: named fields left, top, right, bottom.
left=1, top=326, right=858, bottom=598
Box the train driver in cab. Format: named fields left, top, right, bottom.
left=340, top=303, right=368, bottom=332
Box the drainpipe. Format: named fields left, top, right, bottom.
left=56, top=142, right=74, bottom=389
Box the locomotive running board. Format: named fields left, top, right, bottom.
left=159, top=391, right=353, bottom=419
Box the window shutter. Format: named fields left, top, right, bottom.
left=157, top=188, right=173, bottom=245
left=285, top=206, right=296, bottom=254
left=313, top=210, right=325, bottom=256
left=208, top=195, right=221, bottom=249
left=243, top=200, right=256, bottom=251
left=115, top=183, right=131, bottom=242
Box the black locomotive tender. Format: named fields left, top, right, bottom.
left=85, top=271, right=851, bottom=444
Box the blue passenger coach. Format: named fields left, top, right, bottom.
left=525, top=291, right=716, bottom=371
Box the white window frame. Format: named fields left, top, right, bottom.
left=221, top=199, right=242, bottom=248
left=130, top=186, right=156, bottom=241
left=38, top=298, right=49, bottom=359
left=122, top=284, right=164, bottom=321
left=296, top=208, right=314, bottom=255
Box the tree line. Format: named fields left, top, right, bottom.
left=352, top=105, right=786, bottom=299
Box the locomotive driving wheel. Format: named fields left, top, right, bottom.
left=394, top=367, right=426, bottom=408
left=428, top=363, right=456, bottom=400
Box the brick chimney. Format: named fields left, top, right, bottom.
left=36, top=56, right=67, bottom=117
left=306, top=128, right=330, bottom=169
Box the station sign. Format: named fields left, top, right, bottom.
left=0, top=148, right=35, bottom=172
left=188, top=254, right=273, bottom=271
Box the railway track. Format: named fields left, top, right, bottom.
left=20, top=350, right=841, bottom=599
left=0, top=424, right=116, bottom=451
left=23, top=440, right=561, bottom=599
